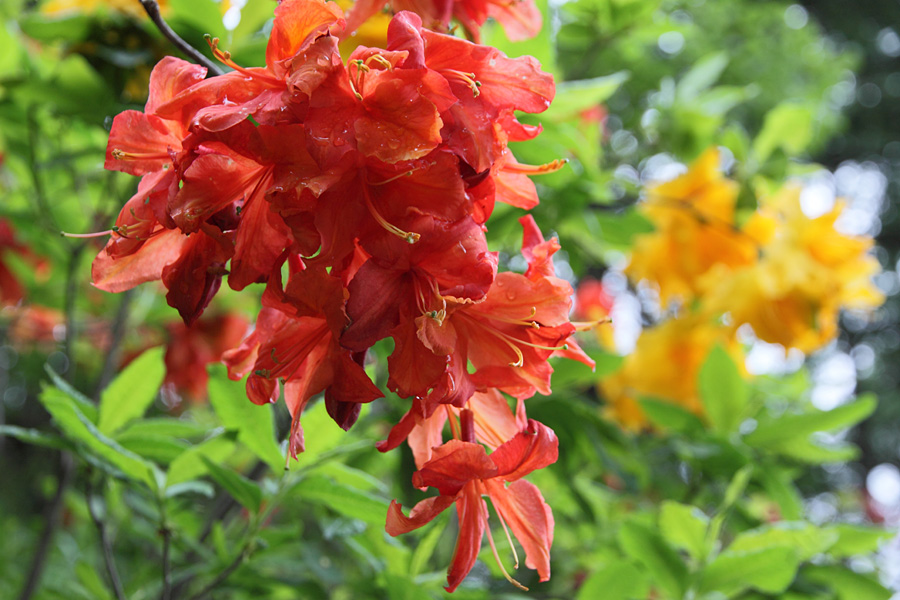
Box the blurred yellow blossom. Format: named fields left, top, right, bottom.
left=42, top=0, right=169, bottom=18
left=704, top=186, right=884, bottom=352
left=627, top=148, right=760, bottom=305
left=600, top=314, right=742, bottom=430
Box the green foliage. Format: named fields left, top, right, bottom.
left=0, top=0, right=894, bottom=599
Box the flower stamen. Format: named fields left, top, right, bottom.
left=503, top=158, right=568, bottom=175
left=362, top=186, right=420, bottom=243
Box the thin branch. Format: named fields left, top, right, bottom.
left=63, top=243, right=86, bottom=383
left=93, top=289, right=135, bottom=399
left=160, top=524, right=173, bottom=600
left=139, top=0, right=224, bottom=76
left=186, top=545, right=251, bottom=600
left=86, top=479, right=128, bottom=600
left=17, top=452, right=74, bottom=600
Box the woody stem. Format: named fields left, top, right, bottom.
left=139, top=0, right=224, bottom=77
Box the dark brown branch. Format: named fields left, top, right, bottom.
left=86, top=479, right=128, bottom=600
left=160, top=524, right=173, bottom=600
left=139, top=0, right=224, bottom=77
left=93, top=289, right=135, bottom=399
left=186, top=545, right=251, bottom=600
left=16, top=452, right=74, bottom=600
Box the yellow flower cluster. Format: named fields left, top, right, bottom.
left=601, top=148, right=883, bottom=429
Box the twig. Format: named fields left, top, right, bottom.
left=63, top=243, right=87, bottom=384
left=186, top=546, right=251, bottom=600
left=93, top=289, right=135, bottom=399
left=139, top=0, right=224, bottom=76
left=161, top=524, right=173, bottom=600
left=86, top=479, right=128, bottom=600
left=17, top=452, right=74, bottom=600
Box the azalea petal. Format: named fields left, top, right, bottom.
left=446, top=486, right=487, bottom=592
left=484, top=478, right=553, bottom=581
left=413, top=439, right=496, bottom=495
left=489, top=419, right=558, bottom=481
left=385, top=494, right=455, bottom=536
left=105, top=111, right=181, bottom=176
left=92, top=228, right=188, bottom=293
left=146, top=56, right=207, bottom=115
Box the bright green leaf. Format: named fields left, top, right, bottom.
left=753, top=102, right=815, bottom=161
left=208, top=365, right=283, bottom=471
left=700, top=547, right=801, bottom=597
left=200, top=456, right=263, bottom=513
left=826, top=524, right=892, bottom=558
left=698, top=345, right=748, bottom=434
left=659, top=501, right=709, bottom=561
left=745, top=394, right=877, bottom=449
left=544, top=72, right=630, bottom=121
left=639, top=398, right=705, bottom=434
left=296, top=475, right=387, bottom=526
left=729, top=522, right=838, bottom=561
left=618, top=521, right=687, bottom=599
left=804, top=565, right=891, bottom=600
left=166, top=434, right=236, bottom=487
left=39, top=384, right=156, bottom=487
left=98, top=346, right=165, bottom=435
left=576, top=560, right=649, bottom=600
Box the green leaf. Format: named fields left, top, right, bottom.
left=44, top=364, right=97, bottom=423
left=39, top=384, right=156, bottom=487
left=296, top=475, right=387, bottom=526
left=408, top=516, right=446, bottom=577
left=576, top=560, right=649, bottom=600
left=618, top=521, right=687, bottom=599
left=166, top=434, right=236, bottom=487
left=744, top=394, right=877, bottom=449
left=165, top=480, right=215, bottom=499
left=676, top=52, right=729, bottom=102
left=722, top=465, right=753, bottom=509
left=753, top=102, right=815, bottom=161
left=698, top=345, right=748, bottom=434
left=114, top=418, right=210, bottom=440
left=803, top=565, right=891, bottom=600
left=116, top=433, right=189, bottom=464
left=659, top=501, right=709, bottom=561
left=98, top=346, right=165, bottom=435
left=207, top=365, right=283, bottom=471
left=544, top=72, right=630, bottom=121
left=0, top=425, right=73, bottom=451
left=729, top=522, right=838, bottom=561
left=200, top=456, right=263, bottom=513
left=699, top=547, right=801, bottom=597
left=826, top=524, right=893, bottom=558
left=639, top=398, right=705, bottom=434
left=551, top=348, right=622, bottom=389
left=18, top=14, right=92, bottom=43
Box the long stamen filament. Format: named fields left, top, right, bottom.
left=362, top=186, right=420, bottom=244
left=367, top=170, right=415, bottom=186
left=484, top=504, right=528, bottom=591
left=61, top=229, right=114, bottom=239
left=491, top=498, right=520, bottom=570
left=365, top=54, right=393, bottom=70
left=110, top=149, right=170, bottom=162
left=571, top=317, right=612, bottom=331
left=504, top=158, right=568, bottom=175
left=486, top=307, right=540, bottom=329
left=440, top=69, right=482, bottom=97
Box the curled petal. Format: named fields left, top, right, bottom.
left=385, top=495, right=455, bottom=536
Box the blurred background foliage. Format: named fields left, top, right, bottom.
left=1, top=0, right=899, bottom=598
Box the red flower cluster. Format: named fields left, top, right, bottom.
left=93, top=0, right=590, bottom=590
